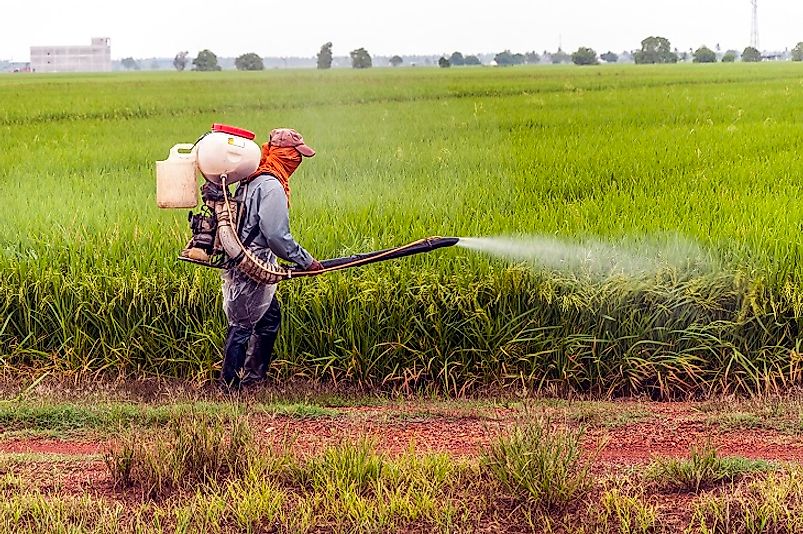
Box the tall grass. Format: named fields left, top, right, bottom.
left=2, top=65, right=803, bottom=396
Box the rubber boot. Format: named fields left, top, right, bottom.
left=241, top=331, right=279, bottom=386
left=241, top=298, right=281, bottom=387
left=220, top=326, right=251, bottom=389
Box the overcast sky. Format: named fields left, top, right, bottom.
left=1, top=0, right=801, bottom=61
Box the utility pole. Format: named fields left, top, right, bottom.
left=750, top=0, right=760, bottom=50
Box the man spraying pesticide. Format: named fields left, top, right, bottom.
left=156, top=124, right=458, bottom=389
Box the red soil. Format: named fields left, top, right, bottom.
left=3, top=401, right=803, bottom=463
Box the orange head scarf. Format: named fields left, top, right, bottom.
left=249, top=144, right=302, bottom=202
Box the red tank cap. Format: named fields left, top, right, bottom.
left=211, top=123, right=256, bottom=140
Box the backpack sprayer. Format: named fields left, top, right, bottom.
left=156, top=124, right=458, bottom=284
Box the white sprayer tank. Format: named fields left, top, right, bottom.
left=156, top=143, right=198, bottom=208
left=196, top=124, right=261, bottom=185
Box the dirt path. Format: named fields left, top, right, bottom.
left=2, top=401, right=803, bottom=462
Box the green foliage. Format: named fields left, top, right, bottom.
left=494, top=49, right=525, bottom=66
left=192, top=49, right=222, bottom=71
left=481, top=418, right=595, bottom=509
left=524, top=51, right=541, bottom=64
left=693, top=46, right=718, bottom=63
left=550, top=49, right=571, bottom=64
left=742, top=46, right=762, bottom=62
left=792, top=42, right=803, bottom=62
left=389, top=55, right=403, bottom=67
left=448, top=51, right=464, bottom=66
left=464, top=54, right=481, bottom=65
left=172, top=51, right=188, bottom=71
left=317, top=41, right=333, bottom=69
left=350, top=47, right=372, bottom=69
left=721, top=50, right=739, bottom=63
left=438, top=56, right=450, bottom=68
left=572, top=47, right=599, bottom=66
left=234, top=52, right=264, bottom=71
left=121, top=57, right=139, bottom=71
left=634, top=36, right=678, bottom=64
left=600, top=51, right=619, bottom=63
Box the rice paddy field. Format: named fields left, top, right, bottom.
left=2, top=63, right=803, bottom=397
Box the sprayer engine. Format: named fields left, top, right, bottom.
left=156, top=124, right=459, bottom=284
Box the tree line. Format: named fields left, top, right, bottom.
left=158, top=39, right=803, bottom=72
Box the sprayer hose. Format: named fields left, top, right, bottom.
left=220, top=175, right=452, bottom=283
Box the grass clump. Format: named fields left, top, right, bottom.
left=646, top=443, right=774, bottom=493
left=690, top=469, right=803, bottom=533
left=289, top=440, right=463, bottom=531
left=105, top=411, right=255, bottom=498
left=301, top=438, right=385, bottom=495
left=103, top=419, right=466, bottom=531
left=481, top=417, right=595, bottom=510
left=590, top=487, right=659, bottom=534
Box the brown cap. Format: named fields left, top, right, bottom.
left=269, top=128, right=315, bottom=157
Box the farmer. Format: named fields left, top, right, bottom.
left=220, top=128, right=323, bottom=389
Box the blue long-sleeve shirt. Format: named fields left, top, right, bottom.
left=234, top=174, right=314, bottom=269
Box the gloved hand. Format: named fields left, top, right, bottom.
left=306, top=259, right=324, bottom=271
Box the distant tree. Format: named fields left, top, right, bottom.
left=550, top=49, right=570, bottom=64
left=193, top=49, right=222, bottom=71
left=693, top=46, right=717, bottom=63
left=389, top=55, right=403, bottom=67
left=742, top=46, right=762, bottom=62
left=121, top=57, right=140, bottom=70
left=438, top=56, right=451, bottom=68
left=524, top=51, right=541, bottom=64
left=235, top=53, right=264, bottom=71
left=600, top=51, right=619, bottom=63
left=721, top=50, right=739, bottom=63
left=317, top=42, right=333, bottom=69
left=634, top=36, right=678, bottom=64
left=464, top=55, right=482, bottom=66
left=150, top=60, right=160, bottom=70
left=449, top=51, right=465, bottom=66
left=494, top=50, right=526, bottom=66
left=350, top=48, right=372, bottom=69
left=571, top=47, right=599, bottom=65
left=173, top=51, right=189, bottom=71
left=792, top=42, right=803, bottom=62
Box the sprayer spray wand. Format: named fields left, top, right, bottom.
left=178, top=173, right=459, bottom=283
left=288, top=236, right=460, bottom=278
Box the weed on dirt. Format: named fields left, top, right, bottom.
left=646, top=443, right=776, bottom=493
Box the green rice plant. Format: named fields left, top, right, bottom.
left=3, top=65, right=803, bottom=397
left=646, top=443, right=775, bottom=493
left=480, top=417, right=595, bottom=510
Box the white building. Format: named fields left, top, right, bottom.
left=30, top=38, right=111, bottom=73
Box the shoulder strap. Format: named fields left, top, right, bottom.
left=236, top=182, right=263, bottom=248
